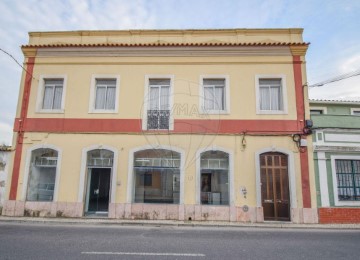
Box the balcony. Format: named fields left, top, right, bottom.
left=147, top=110, right=170, bottom=130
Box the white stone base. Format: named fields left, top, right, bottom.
left=2, top=201, right=319, bottom=223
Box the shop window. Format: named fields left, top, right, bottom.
left=200, top=150, right=229, bottom=205
left=26, top=148, right=58, bottom=201
left=134, top=149, right=180, bottom=204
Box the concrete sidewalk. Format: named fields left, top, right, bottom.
left=1, top=216, right=360, bottom=229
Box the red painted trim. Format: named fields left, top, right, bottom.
left=293, top=55, right=311, bottom=208
left=14, top=118, right=303, bottom=134
left=293, top=55, right=304, bottom=122
left=300, top=150, right=311, bottom=208
left=10, top=57, right=35, bottom=200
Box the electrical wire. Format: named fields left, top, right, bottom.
left=309, top=69, right=360, bottom=87
left=0, top=47, right=37, bottom=82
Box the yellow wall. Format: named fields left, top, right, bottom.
left=16, top=132, right=306, bottom=208
left=26, top=55, right=297, bottom=120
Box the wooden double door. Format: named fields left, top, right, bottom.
left=260, top=152, right=290, bottom=221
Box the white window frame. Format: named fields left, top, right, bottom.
left=89, top=75, right=120, bottom=113
left=195, top=146, right=234, bottom=206
left=255, top=75, right=288, bottom=115
left=78, top=145, right=118, bottom=205
left=331, top=155, right=360, bottom=206
left=36, top=75, right=67, bottom=113
left=199, top=75, right=230, bottom=114
left=21, top=144, right=62, bottom=202
left=310, top=106, right=327, bottom=115
left=351, top=108, right=360, bottom=116
left=127, top=145, right=185, bottom=204
left=142, top=75, right=174, bottom=131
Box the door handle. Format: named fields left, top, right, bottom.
left=94, top=189, right=99, bottom=195
left=276, top=199, right=282, bottom=203
left=264, top=199, right=273, bottom=203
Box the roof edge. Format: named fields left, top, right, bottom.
left=28, top=28, right=304, bottom=36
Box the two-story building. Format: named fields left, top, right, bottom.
left=3, top=29, right=317, bottom=223
left=311, top=99, right=360, bottom=223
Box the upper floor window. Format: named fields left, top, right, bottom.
left=351, top=108, right=360, bottom=116
left=89, top=75, right=120, bottom=113
left=200, top=76, right=229, bottom=114
left=95, top=79, right=116, bottom=110
left=43, top=79, right=63, bottom=110
left=310, top=106, right=327, bottom=115
left=256, top=75, right=287, bottom=114
left=36, top=76, right=66, bottom=113
left=310, top=109, right=323, bottom=115
left=147, top=78, right=171, bottom=130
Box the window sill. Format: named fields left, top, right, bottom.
left=199, top=110, right=230, bottom=115
left=36, top=109, right=64, bottom=114
left=334, top=201, right=360, bottom=206
left=88, top=110, right=118, bottom=114
left=256, top=110, right=288, bottom=115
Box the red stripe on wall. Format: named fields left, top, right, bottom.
left=293, top=55, right=311, bottom=208
left=10, top=57, right=35, bottom=200
left=14, top=118, right=302, bottom=134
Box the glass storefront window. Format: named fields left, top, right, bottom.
left=134, top=149, right=180, bottom=204
left=26, top=148, right=58, bottom=201
left=200, top=150, right=229, bottom=205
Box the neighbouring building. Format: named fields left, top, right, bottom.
left=3, top=29, right=317, bottom=223
left=311, top=99, right=360, bottom=223
left=0, top=145, right=11, bottom=210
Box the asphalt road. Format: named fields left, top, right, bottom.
left=0, top=222, right=359, bottom=260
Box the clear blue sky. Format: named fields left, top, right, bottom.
left=0, top=0, right=359, bottom=145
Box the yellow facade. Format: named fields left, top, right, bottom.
left=4, top=29, right=317, bottom=223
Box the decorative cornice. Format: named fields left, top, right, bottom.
left=35, top=45, right=294, bottom=57
left=289, top=45, right=309, bottom=56
left=23, top=42, right=309, bottom=49
left=21, top=47, right=37, bottom=57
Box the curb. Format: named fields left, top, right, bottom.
left=1, top=216, right=360, bottom=230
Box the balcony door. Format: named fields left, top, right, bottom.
left=147, top=79, right=170, bottom=130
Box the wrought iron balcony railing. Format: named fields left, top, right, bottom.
left=147, top=110, right=170, bottom=130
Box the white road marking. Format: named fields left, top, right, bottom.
left=81, top=251, right=205, bottom=257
